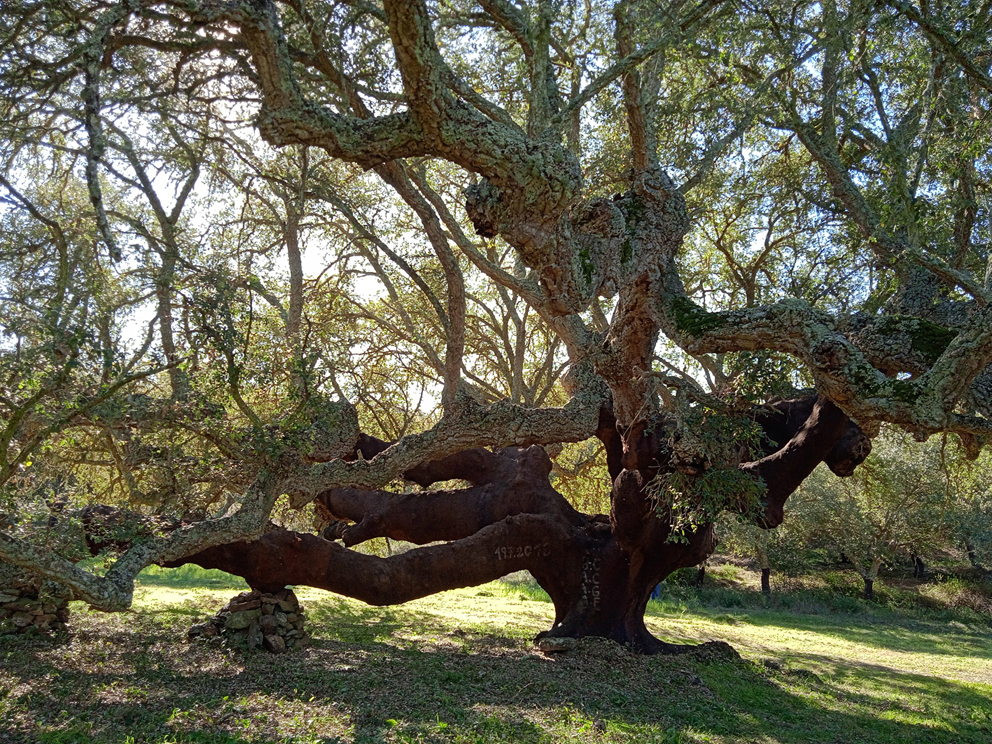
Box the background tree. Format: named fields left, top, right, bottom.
left=939, top=448, right=992, bottom=574
left=791, top=430, right=957, bottom=599
left=716, top=520, right=776, bottom=594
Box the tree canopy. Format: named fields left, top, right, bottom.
left=0, top=0, right=989, bottom=649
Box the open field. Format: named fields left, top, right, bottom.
left=1, top=566, right=990, bottom=744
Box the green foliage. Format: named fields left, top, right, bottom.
left=1, top=0, right=991, bottom=620
left=779, top=429, right=987, bottom=585
left=650, top=467, right=766, bottom=543
left=645, top=395, right=769, bottom=542
left=549, top=440, right=612, bottom=516
left=723, top=351, right=811, bottom=402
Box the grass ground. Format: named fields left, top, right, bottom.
left=0, top=564, right=990, bottom=744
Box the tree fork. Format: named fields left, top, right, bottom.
left=95, top=395, right=868, bottom=653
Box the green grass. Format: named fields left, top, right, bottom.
left=0, top=566, right=989, bottom=743
left=134, top=564, right=252, bottom=591
left=660, top=565, right=992, bottom=627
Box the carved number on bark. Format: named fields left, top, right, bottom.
left=581, top=556, right=601, bottom=612
left=494, top=543, right=551, bottom=560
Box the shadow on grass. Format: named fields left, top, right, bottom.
left=3, top=576, right=989, bottom=743
left=696, top=608, right=992, bottom=660
left=652, top=573, right=992, bottom=629
left=3, top=599, right=991, bottom=744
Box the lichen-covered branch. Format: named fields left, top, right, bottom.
left=659, top=294, right=992, bottom=438
left=185, top=0, right=428, bottom=165
left=284, top=368, right=610, bottom=506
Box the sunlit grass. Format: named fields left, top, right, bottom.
left=0, top=565, right=989, bottom=743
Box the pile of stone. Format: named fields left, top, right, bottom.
left=188, top=588, right=307, bottom=653
left=0, top=589, right=70, bottom=636
left=0, top=561, right=71, bottom=636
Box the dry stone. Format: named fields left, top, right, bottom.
left=246, top=620, right=263, bottom=650
left=224, top=608, right=261, bottom=630
left=188, top=588, right=308, bottom=652
left=259, top=614, right=278, bottom=634
left=0, top=562, right=71, bottom=636
left=264, top=633, right=287, bottom=654
left=229, top=599, right=261, bottom=612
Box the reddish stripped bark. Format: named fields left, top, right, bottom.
left=166, top=514, right=586, bottom=604
left=743, top=396, right=857, bottom=528
left=168, top=394, right=868, bottom=654
left=320, top=446, right=584, bottom=546
left=752, top=396, right=872, bottom=478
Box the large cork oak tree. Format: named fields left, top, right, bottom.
left=1, top=0, right=990, bottom=653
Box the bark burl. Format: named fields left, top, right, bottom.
left=173, top=395, right=868, bottom=653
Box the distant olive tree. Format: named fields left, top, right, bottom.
left=789, top=431, right=962, bottom=599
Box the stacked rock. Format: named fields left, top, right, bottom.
left=0, top=589, right=70, bottom=636
left=0, top=561, right=71, bottom=636
left=188, top=588, right=307, bottom=653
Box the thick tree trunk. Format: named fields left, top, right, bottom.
left=533, top=523, right=716, bottom=654
left=695, top=563, right=706, bottom=589
left=861, top=556, right=882, bottom=600
left=166, top=396, right=865, bottom=654
left=912, top=555, right=925, bottom=578
left=761, top=568, right=771, bottom=595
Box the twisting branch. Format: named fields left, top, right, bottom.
left=283, top=363, right=610, bottom=506
left=659, top=294, right=992, bottom=438
left=614, top=1, right=658, bottom=171
left=740, top=396, right=852, bottom=528
left=374, top=162, right=466, bottom=410
left=183, top=0, right=427, bottom=165
left=884, top=0, right=992, bottom=95
left=79, top=0, right=138, bottom=261
left=549, top=0, right=725, bottom=134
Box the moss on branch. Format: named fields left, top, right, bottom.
left=671, top=296, right=725, bottom=338
left=874, top=316, right=959, bottom=366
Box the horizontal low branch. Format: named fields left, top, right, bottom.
left=318, top=445, right=584, bottom=546
left=169, top=514, right=586, bottom=604
left=0, top=367, right=608, bottom=610
left=0, top=470, right=282, bottom=611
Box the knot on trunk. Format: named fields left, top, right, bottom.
left=464, top=180, right=502, bottom=238
left=812, top=338, right=850, bottom=370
